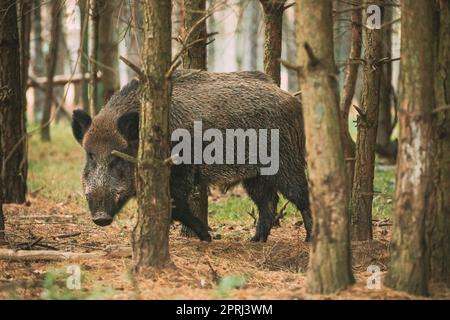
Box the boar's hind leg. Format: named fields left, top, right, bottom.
left=172, top=198, right=212, bottom=242
left=243, top=178, right=278, bottom=242
left=277, top=174, right=312, bottom=242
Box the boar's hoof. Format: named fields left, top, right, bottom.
left=250, top=234, right=268, bottom=242
left=199, top=233, right=212, bottom=242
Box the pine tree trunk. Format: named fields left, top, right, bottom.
left=32, top=0, right=45, bottom=121
left=339, top=1, right=361, bottom=192
left=0, top=0, right=27, bottom=203
left=133, top=0, right=172, bottom=271
left=19, top=0, right=32, bottom=115
left=350, top=0, right=383, bottom=241
left=244, top=0, right=260, bottom=71
left=89, top=0, right=100, bottom=116
left=180, top=0, right=209, bottom=238
left=296, top=0, right=354, bottom=294
left=98, top=0, right=120, bottom=102
left=182, top=0, right=207, bottom=69
left=40, top=0, right=62, bottom=142
left=428, top=0, right=450, bottom=287
left=79, top=0, right=90, bottom=113
left=375, top=4, right=396, bottom=161
left=385, top=0, right=436, bottom=296
left=260, top=0, right=286, bottom=86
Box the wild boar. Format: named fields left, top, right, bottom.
left=71, top=69, right=311, bottom=242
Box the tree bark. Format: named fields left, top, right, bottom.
left=428, top=0, right=450, bottom=287
left=133, top=0, right=172, bottom=270
left=297, top=0, right=354, bottom=294
left=18, top=0, right=32, bottom=115
left=339, top=1, right=361, bottom=192
left=260, top=0, right=286, bottom=86
left=375, top=4, right=396, bottom=161
left=385, top=0, right=436, bottom=296
left=98, top=0, right=120, bottom=102
left=182, top=0, right=207, bottom=69
left=350, top=0, right=383, bottom=241
left=40, top=0, right=62, bottom=142
left=79, top=0, right=90, bottom=113
left=32, top=0, right=45, bottom=121
left=180, top=0, right=209, bottom=238
left=89, top=0, right=100, bottom=116
left=0, top=0, right=27, bottom=203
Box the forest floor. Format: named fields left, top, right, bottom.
left=0, top=124, right=449, bottom=300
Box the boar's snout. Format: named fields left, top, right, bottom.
left=92, top=211, right=113, bottom=226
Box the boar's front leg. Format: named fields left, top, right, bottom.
left=172, top=200, right=212, bottom=242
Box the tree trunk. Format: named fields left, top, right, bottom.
left=350, top=0, right=383, bottom=241
left=180, top=0, right=209, bottom=238
left=206, top=1, right=216, bottom=70
left=339, top=1, right=361, bottom=192
left=260, top=0, right=286, bottom=86
left=32, top=0, right=45, bottom=121
left=89, top=0, right=100, bottom=116
left=244, top=0, right=260, bottom=71
left=297, top=0, right=354, bottom=294
left=385, top=0, right=436, bottom=296
left=40, top=0, right=62, bottom=142
left=98, top=0, right=120, bottom=102
left=0, top=0, right=27, bottom=203
left=19, top=0, right=32, bottom=114
left=133, top=0, right=172, bottom=270
left=375, top=4, right=396, bottom=161
left=283, top=8, right=297, bottom=92
left=79, top=0, right=90, bottom=113
left=428, top=0, right=450, bottom=287
left=182, top=0, right=207, bottom=69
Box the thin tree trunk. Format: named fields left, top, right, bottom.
left=98, top=0, right=120, bottom=102
left=40, top=0, right=62, bottom=142
left=244, top=0, right=260, bottom=71
left=339, top=1, right=361, bottom=192
left=350, top=0, right=383, bottom=241
left=283, top=8, right=297, bottom=92
left=182, top=0, right=207, bottom=69
left=297, top=0, right=354, bottom=294
left=260, top=0, right=286, bottom=86
left=428, top=0, right=450, bottom=287
left=375, top=3, right=396, bottom=161
left=385, top=0, right=436, bottom=296
left=89, top=0, right=100, bottom=116
left=180, top=0, right=209, bottom=238
left=32, top=0, right=45, bottom=121
left=79, top=0, right=90, bottom=113
left=206, top=0, right=215, bottom=70
left=133, top=0, right=172, bottom=270
left=0, top=0, right=27, bottom=203
left=19, top=0, right=32, bottom=114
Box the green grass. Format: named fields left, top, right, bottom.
left=27, top=122, right=395, bottom=223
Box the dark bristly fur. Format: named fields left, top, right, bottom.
left=72, top=69, right=312, bottom=242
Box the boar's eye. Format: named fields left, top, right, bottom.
left=87, top=152, right=95, bottom=161
left=109, top=157, right=121, bottom=169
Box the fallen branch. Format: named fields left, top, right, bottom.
left=0, top=249, right=106, bottom=261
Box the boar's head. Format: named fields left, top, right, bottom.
left=71, top=109, right=139, bottom=226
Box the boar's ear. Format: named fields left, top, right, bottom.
left=117, top=111, right=139, bottom=143
left=72, top=109, right=92, bottom=144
